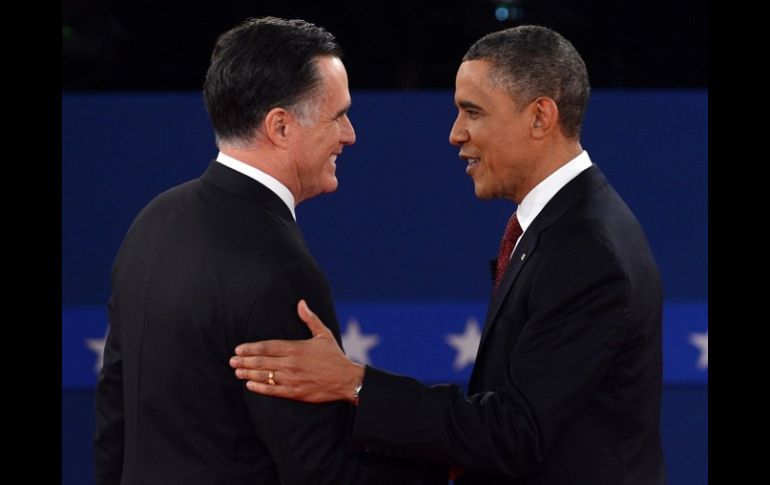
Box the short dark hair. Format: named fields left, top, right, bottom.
left=464, top=25, right=590, bottom=138
left=203, top=17, right=343, bottom=147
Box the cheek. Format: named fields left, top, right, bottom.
left=486, top=135, right=514, bottom=167
left=317, top=129, right=337, bottom=151
left=481, top=144, right=501, bottom=173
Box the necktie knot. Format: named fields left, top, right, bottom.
left=494, top=212, right=523, bottom=288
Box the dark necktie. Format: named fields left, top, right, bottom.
left=494, top=212, right=523, bottom=288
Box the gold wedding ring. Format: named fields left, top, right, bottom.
left=267, top=370, right=276, bottom=386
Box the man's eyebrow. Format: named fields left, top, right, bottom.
left=334, top=103, right=352, bottom=118
left=457, top=100, right=484, bottom=112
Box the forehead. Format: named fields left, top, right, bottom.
left=454, top=60, right=514, bottom=107
left=316, top=57, right=350, bottom=103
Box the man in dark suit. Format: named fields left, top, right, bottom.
left=230, top=25, right=666, bottom=484
left=94, top=17, right=443, bottom=484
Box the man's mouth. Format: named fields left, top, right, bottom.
left=461, top=154, right=480, bottom=174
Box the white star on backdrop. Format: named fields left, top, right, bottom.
left=342, top=318, right=380, bottom=365
left=445, top=318, right=482, bottom=371
left=86, top=327, right=109, bottom=374
left=688, top=331, right=708, bottom=370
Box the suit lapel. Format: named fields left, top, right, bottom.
left=476, top=232, right=538, bottom=356
left=473, top=165, right=609, bottom=373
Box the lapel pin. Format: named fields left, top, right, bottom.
left=520, top=253, right=526, bottom=261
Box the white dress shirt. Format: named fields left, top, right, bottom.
left=215, top=152, right=296, bottom=221
left=511, top=150, right=593, bottom=254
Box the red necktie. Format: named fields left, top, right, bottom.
left=494, top=212, right=523, bottom=288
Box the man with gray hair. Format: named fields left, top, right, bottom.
left=94, top=16, right=444, bottom=484
left=232, top=25, right=666, bottom=485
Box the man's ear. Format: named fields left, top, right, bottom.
left=263, top=107, right=293, bottom=148
left=530, top=97, right=559, bottom=139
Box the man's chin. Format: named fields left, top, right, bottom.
left=323, top=178, right=339, bottom=194
left=473, top=185, right=493, bottom=200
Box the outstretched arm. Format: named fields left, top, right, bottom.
left=234, top=235, right=633, bottom=479
left=230, top=300, right=365, bottom=404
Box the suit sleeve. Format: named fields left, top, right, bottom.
left=350, top=234, right=629, bottom=478
left=243, top=261, right=446, bottom=485
left=94, top=297, right=125, bottom=485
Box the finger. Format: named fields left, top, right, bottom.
left=230, top=355, right=285, bottom=371
left=234, top=368, right=270, bottom=382
left=235, top=368, right=283, bottom=386
left=234, top=340, right=291, bottom=357
left=297, top=299, right=332, bottom=337
left=245, top=380, right=299, bottom=400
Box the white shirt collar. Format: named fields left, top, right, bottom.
left=517, top=150, right=593, bottom=234
left=215, top=152, right=296, bottom=221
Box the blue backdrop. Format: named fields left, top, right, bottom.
left=62, top=90, right=707, bottom=484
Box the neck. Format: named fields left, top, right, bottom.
left=515, top=139, right=583, bottom=203
left=219, top=145, right=300, bottom=203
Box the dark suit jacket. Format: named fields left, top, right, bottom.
left=349, top=165, right=665, bottom=485
left=94, top=161, right=444, bottom=484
